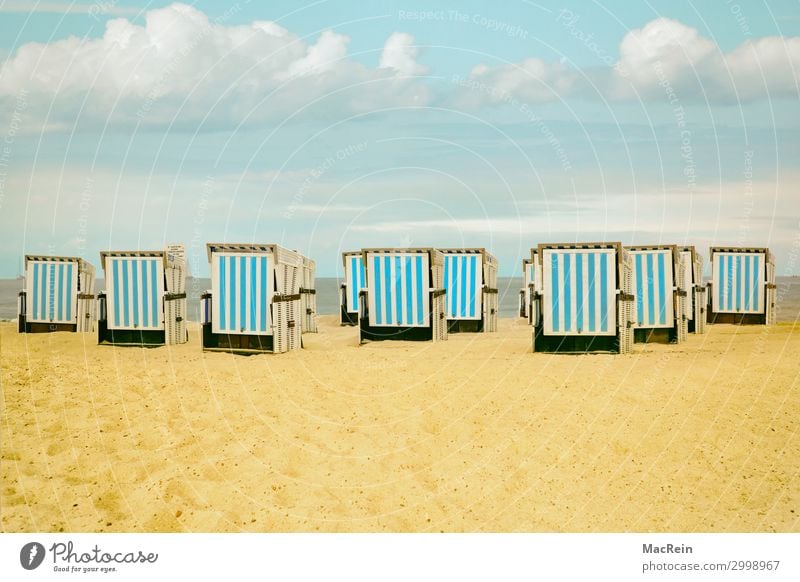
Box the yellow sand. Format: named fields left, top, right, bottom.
left=1, top=318, right=798, bottom=533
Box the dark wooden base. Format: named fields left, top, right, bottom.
left=634, top=328, right=676, bottom=344
left=447, top=319, right=484, bottom=333
left=707, top=312, right=766, bottom=325
left=20, top=319, right=78, bottom=333
left=359, top=318, right=433, bottom=342
left=340, top=306, right=358, bottom=326
left=98, top=319, right=165, bottom=346
left=201, top=323, right=274, bottom=353
left=534, top=327, right=621, bottom=353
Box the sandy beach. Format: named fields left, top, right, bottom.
left=1, top=317, right=798, bottom=533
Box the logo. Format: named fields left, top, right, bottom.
left=20, top=542, right=46, bottom=570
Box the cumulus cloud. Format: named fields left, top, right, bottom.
left=0, top=3, right=429, bottom=129
left=613, top=17, right=800, bottom=101
left=379, top=32, right=429, bottom=76
left=456, top=17, right=800, bottom=105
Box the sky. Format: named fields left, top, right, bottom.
left=0, top=0, right=798, bottom=277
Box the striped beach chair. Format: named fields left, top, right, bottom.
left=339, top=251, right=365, bottom=326
left=358, top=248, right=447, bottom=342
left=201, top=243, right=303, bottom=353
left=708, top=247, right=776, bottom=325
left=18, top=255, right=96, bottom=333
left=626, top=245, right=687, bottom=343
left=440, top=248, right=499, bottom=332
left=519, top=251, right=540, bottom=323
left=532, top=243, right=635, bottom=354
left=678, top=246, right=707, bottom=334
left=97, top=246, right=187, bottom=346
left=300, top=256, right=317, bottom=333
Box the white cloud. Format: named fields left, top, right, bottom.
left=0, top=1, right=139, bottom=16
left=379, top=32, right=429, bottom=76
left=613, top=17, right=800, bottom=101
left=457, top=17, right=800, bottom=105
left=0, top=3, right=429, bottom=129
left=284, top=29, right=350, bottom=78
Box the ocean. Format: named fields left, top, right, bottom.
left=2, top=277, right=799, bottom=322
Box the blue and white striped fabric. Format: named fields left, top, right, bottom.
left=366, top=252, right=429, bottom=327
left=26, top=260, right=77, bottom=324
left=211, top=252, right=273, bottom=335
left=345, top=254, right=365, bottom=314
left=443, top=253, right=481, bottom=320
left=680, top=250, right=694, bottom=320
left=712, top=252, right=764, bottom=314
left=541, top=248, right=617, bottom=336
left=631, top=249, right=675, bottom=329
left=106, top=256, right=164, bottom=330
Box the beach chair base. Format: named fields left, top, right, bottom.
left=340, top=306, right=358, bottom=326
left=359, top=319, right=435, bottom=342
left=98, top=323, right=167, bottom=346
left=533, top=326, right=624, bottom=354
left=20, top=320, right=79, bottom=334
left=202, top=325, right=277, bottom=353
left=446, top=319, right=485, bottom=333
left=707, top=312, right=768, bottom=325
left=634, top=328, right=677, bottom=344
left=201, top=323, right=303, bottom=354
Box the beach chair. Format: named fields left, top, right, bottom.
left=358, top=248, right=447, bottom=343
left=532, top=243, right=635, bottom=354
left=300, top=256, right=317, bottom=333
left=201, top=243, right=303, bottom=354
left=519, top=251, right=540, bottom=323
left=18, top=255, right=96, bottom=333
left=678, top=246, right=707, bottom=334
left=439, top=248, right=499, bottom=333
left=97, top=246, right=187, bottom=346
left=339, top=251, right=365, bottom=326
left=626, top=245, right=687, bottom=344
left=707, top=247, right=776, bottom=325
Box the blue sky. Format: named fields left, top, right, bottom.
left=1, top=0, right=798, bottom=276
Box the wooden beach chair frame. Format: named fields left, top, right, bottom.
left=97, top=247, right=187, bottom=346
left=519, top=251, right=540, bottom=324
left=18, top=255, right=96, bottom=333
left=300, top=255, right=317, bottom=333
left=532, top=242, right=635, bottom=354
left=707, top=247, right=776, bottom=325
left=357, top=248, right=448, bottom=343
left=626, top=245, right=687, bottom=344
left=438, top=248, right=499, bottom=333
left=201, top=243, right=303, bottom=354
left=678, top=246, right=707, bottom=334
